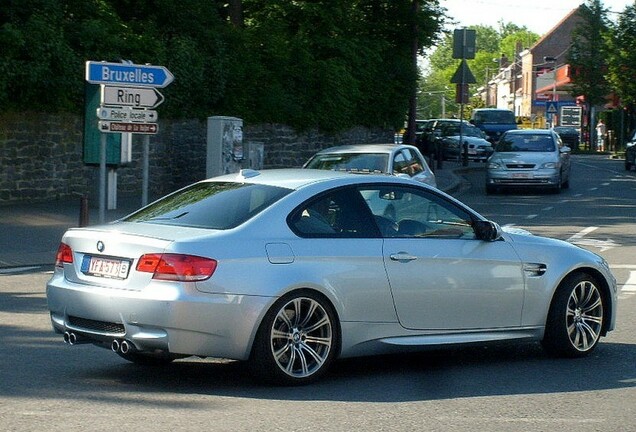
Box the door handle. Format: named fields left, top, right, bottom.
left=390, top=253, right=418, bottom=261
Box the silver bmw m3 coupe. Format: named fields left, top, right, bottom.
left=47, top=169, right=617, bottom=385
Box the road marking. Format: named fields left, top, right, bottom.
left=621, top=271, right=636, bottom=292
left=568, top=227, right=598, bottom=239
left=566, top=227, right=620, bottom=252
left=526, top=214, right=538, bottom=219
left=601, top=182, right=610, bottom=186
left=542, top=206, right=554, bottom=211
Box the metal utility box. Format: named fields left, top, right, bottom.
left=206, top=116, right=243, bottom=178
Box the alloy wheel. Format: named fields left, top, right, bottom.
left=270, top=297, right=333, bottom=379
left=566, top=280, right=603, bottom=352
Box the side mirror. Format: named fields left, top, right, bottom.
left=473, top=220, right=502, bottom=241
left=561, top=146, right=571, bottom=153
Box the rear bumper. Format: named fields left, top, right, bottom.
left=46, top=271, right=272, bottom=360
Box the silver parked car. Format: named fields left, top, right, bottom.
left=47, top=169, right=617, bottom=385
left=303, top=143, right=437, bottom=188
left=436, top=122, right=494, bottom=162
left=486, top=129, right=571, bottom=194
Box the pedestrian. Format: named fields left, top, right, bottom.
left=596, top=120, right=607, bottom=152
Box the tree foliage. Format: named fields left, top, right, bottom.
left=606, top=2, right=636, bottom=110
left=567, top=0, right=612, bottom=107
left=0, top=0, right=445, bottom=131
left=420, top=23, right=539, bottom=118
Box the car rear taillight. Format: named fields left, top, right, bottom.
left=136, top=253, right=217, bottom=281
left=55, top=243, right=73, bottom=267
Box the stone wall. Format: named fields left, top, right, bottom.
left=0, top=113, right=392, bottom=204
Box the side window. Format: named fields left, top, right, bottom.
left=393, top=150, right=424, bottom=177
left=392, top=152, right=408, bottom=175
left=360, top=185, right=476, bottom=239
left=289, top=187, right=379, bottom=238
left=402, top=149, right=423, bottom=176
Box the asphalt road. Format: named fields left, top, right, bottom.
left=1, top=154, right=635, bottom=432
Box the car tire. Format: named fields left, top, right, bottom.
left=249, top=290, right=339, bottom=386
left=542, top=273, right=605, bottom=358
left=551, top=173, right=563, bottom=194
left=627, top=160, right=633, bottom=171
left=562, top=175, right=570, bottom=189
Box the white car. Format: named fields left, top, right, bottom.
left=47, top=169, right=617, bottom=385
left=303, top=143, right=437, bottom=188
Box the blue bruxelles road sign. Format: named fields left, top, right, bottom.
left=85, top=61, right=174, bottom=88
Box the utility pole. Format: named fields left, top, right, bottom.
left=404, top=0, right=420, bottom=146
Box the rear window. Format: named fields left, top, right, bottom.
left=124, top=182, right=291, bottom=229
left=472, top=110, right=516, bottom=125
left=305, top=153, right=388, bottom=173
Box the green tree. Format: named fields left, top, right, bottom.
left=419, top=23, right=537, bottom=118
left=567, top=1, right=611, bottom=108
left=0, top=0, right=447, bottom=132
left=606, top=2, right=636, bottom=131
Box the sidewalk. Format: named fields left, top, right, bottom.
left=0, top=161, right=474, bottom=269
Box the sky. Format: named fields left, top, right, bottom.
left=442, top=0, right=634, bottom=35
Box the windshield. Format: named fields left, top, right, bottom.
left=442, top=123, right=484, bottom=138
left=305, top=153, right=388, bottom=173
left=473, top=110, right=516, bottom=125
left=496, top=134, right=556, bottom=152
left=124, top=182, right=291, bottom=229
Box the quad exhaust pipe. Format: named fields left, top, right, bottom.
left=63, top=332, right=137, bottom=354
left=63, top=331, right=89, bottom=345
left=111, top=339, right=135, bottom=354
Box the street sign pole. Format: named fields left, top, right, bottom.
left=142, top=135, right=149, bottom=207
left=99, top=133, right=106, bottom=224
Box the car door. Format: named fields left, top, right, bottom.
left=287, top=186, right=395, bottom=322
left=360, top=184, right=526, bottom=331
left=555, top=133, right=571, bottom=181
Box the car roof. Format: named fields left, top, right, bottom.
left=206, top=168, right=405, bottom=190
left=312, top=143, right=418, bottom=155
left=503, top=129, right=553, bottom=135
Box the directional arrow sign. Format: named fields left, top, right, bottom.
left=86, top=61, right=174, bottom=88
left=97, top=107, right=158, bottom=123
left=98, top=121, right=159, bottom=135
left=101, top=85, right=164, bottom=109
left=450, top=59, right=476, bottom=84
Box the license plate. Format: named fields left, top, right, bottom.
left=81, top=255, right=131, bottom=279
left=512, top=172, right=532, bottom=179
